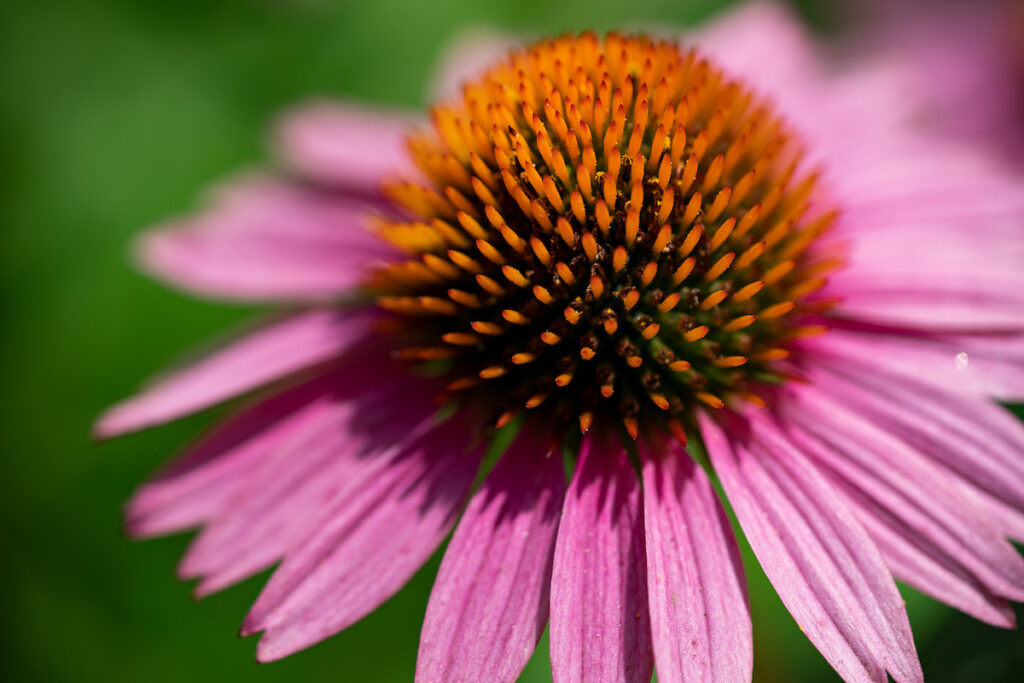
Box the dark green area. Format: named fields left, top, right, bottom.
left=0, top=1, right=1020, bottom=681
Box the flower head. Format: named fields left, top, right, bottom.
left=373, top=33, right=836, bottom=438
left=99, top=3, right=1024, bottom=682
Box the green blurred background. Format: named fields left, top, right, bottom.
left=1, top=0, right=1021, bottom=680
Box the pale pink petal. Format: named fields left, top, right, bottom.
left=782, top=381, right=1024, bottom=626
left=825, top=225, right=1024, bottom=331
left=415, top=426, right=565, bottom=683
left=97, top=308, right=373, bottom=437
left=817, top=130, right=1024, bottom=335
left=549, top=431, right=652, bottom=683
left=800, top=329, right=1024, bottom=402
left=693, top=1, right=819, bottom=96
left=830, top=151, right=1024, bottom=229
left=700, top=412, right=922, bottom=683
left=834, top=295, right=1024, bottom=333
left=805, top=355, right=1024, bottom=541
left=694, top=3, right=920, bottom=164
left=428, top=28, right=521, bottom=102
left=125, top=370, right=343, bottom=536
left=137, top=177, right=398, bottom=302
left=241, top=411, right=483, bottom=661
left=941, top=332, right=1024, bottom=396
left=824, top=133, right=1024, bottom=203
left=275, top=100, right=419, bottom=192
left=179, top=372, right=441, bottom=595
left=639, top=435, right=752, bottom=683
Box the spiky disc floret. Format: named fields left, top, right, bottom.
left=368, top=33, right=839, bottom=437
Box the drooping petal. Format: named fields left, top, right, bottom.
left=416, top=426, right=566, bottom=683
left=137, top=177, right=398, bottom=302
left=179, top=372, right=441, bottom=596
left=805, top=355, right=1024, bottom=541
left=97, top=308, right=373, bottom=437
left=781, top=381, right=1024, bottom=627
left=275, top=100, right=419, bottom=192
left=549, top=431, right=652, bottom=683
left=700, top=412, right=922, bottom=683
left=241, top=411, right=483, bottom=662
left=639, top=435, right=752, bottom=683
left=856, top=513, right=1016, bottom=628
left=124, top=370, right=342, bottom=536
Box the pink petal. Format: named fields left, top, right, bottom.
left=138, top=177, right=398, bottom=302
left=97, top=308, right=373, bottom=437
left=857, top=514, right=1016, bottom=628
left=428, top=28, right=521, bottom=102
left=415, top=426, right=566, bottom=683
left=693, top=3, right=916, bottom=164
left=639, top=435, right=752, bottom=683
left=275, top=100, right=419, bottom=192
left=241, top=411, right=483, bottom=661
left=827, top=223, right=1024, bottom=329
left=179, top=372, right=441, bottom=596
left=782, top=381, right=1024, bottom=626
left=125, top=369, right=345, bottom=536
left=549, top=431, right=653, bottom=683
left=835, top=295, right=1024, bottom=333
left=818, top=137, right=1024, bottom=334
left=805, top=356, right=1024, bottom=541
left=800, top=329, right=1024, bottom=402
left=693, top=1, right=818, bottom=96
left=856, top=0, right=1024, bottom=160
left=700, top=412, right=922, bottom=683
left=826, top=137, right=1024, bottom=211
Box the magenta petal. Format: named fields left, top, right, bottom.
left=701, top=412, right=922, bottom=683
left=549, top=432, right=652, bottom=683
left=275, top=100, right=419, bottom=192
left=180, top=373, right=440, bottom=595
left=639, top=436, right=752, bottom=682
left=783, top=382, right=1024, bottom=626
left=415, top=427, right=566, bottom=683
left=241, top=412, right=482, bottom=661
left=96, top=309, right=372, bottom=437
left=137, top=177, right=398, bottom=302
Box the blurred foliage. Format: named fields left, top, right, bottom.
left=0, top=0, right=1021, bottom=681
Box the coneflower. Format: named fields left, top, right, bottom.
left=98, top=4, right=1024, bottom=682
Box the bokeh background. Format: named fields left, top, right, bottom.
left=1, top=0, right=1022, bottom=681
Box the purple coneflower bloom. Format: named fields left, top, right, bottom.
left=98, top=3, right=1024, bottom=681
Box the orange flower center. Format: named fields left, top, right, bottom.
left=368, top=33, right=838, bottom=439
